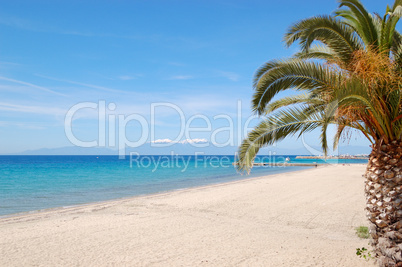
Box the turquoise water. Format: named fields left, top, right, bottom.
left=0, top=155, right=367, bottom=216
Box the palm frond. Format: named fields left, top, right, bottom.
left=284, top=15, right=364, bottom=63
left=294, top=45, right=338, bottom=61
left=338, top=0, right=378, bottom=46
left=237, top=106, right=327, bottom=172
left=263, top=93, right=324, bottom=114
left=253, top=59, right=340, bottom=115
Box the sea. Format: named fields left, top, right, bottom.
left=0, top=155, right=368, bottom=216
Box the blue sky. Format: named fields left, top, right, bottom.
left=0, top=0, right=387, bottom=154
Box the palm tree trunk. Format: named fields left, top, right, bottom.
left=365, top=141, right=402, bottom=266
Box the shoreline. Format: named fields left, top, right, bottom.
left=0, top=164, right=321, bottom=220
left=0, top=164, right=373, bottom=266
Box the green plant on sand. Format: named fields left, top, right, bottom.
left=237, top=0, right=402, bottom=266
left=357, top=247, right=374, bottom=260
left=356, top=226, right=370, bottom=239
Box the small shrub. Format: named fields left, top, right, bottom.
left=355, top=226, right=369, bottom=239
left=356, top=247, right=373, bottom=260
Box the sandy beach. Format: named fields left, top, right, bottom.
left=0, top=165, right=375, bottom=266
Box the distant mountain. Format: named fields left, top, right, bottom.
left=10, top=143, right=371, bottom=156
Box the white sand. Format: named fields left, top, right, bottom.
left=0, top=165, right=375, bottom=266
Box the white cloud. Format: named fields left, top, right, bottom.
left=181, top=138, right=208, bottom=144
left=118, top=75, right=135, bottom=80
left=0, top=102, right=66, bottom=116
left=36, top=74, right=130, bottom=94
left=168, top=62, right=187, bottom=67
left=0, top=121, right=46, bottom=130
left=0, top=76, right=66, bottom=96
left=0, top=61, right=21, bottom=68
left=151, top=138, right=208, bottom=144
left=117, top=74, right=142, bottom=80
left=217, top=71, right=240, bottom=82
left=151, top=139, right=174, bottom=144
left=168, top=75, right=193, bottom=80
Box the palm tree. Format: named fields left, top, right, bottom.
left=237, top=0, right=402, bottom=266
